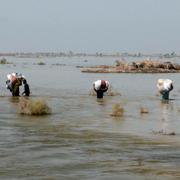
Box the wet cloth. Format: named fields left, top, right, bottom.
left=12, top=79, right=21, bottom=96
left=22, top=83, right=30, bottom=96
left=6, top=72, right=25, bottom=96
left=157, top=79, right=173, bottom=100
left=93, top=80, right=109, bottom=91
left=93, top=80, right=109, bottom=98
left=95, top=89, right=108, bottom=98
left=6, top=80, right=12, bottom=91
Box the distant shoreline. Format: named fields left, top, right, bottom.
left=0, top=52, right=179, bottom=59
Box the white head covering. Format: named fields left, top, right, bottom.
left=7, top=74, right=11, bottom=80
left=157, top=79, right=173, bottom=92
left=93, top=80, right=110, bottom=91
left=93, top=80, right=102, bottom=90
left=11, top=72, right=17, bottom=77
left=105, top=80, right=110, bottom=88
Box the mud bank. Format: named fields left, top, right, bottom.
left=81, top=60, right=180, bottom=73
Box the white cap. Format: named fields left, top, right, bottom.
left=7, top=74, right=11, bottom=80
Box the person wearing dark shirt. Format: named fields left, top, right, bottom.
left=22, top=79, right=30, bottom=96
left=94, top=88, right=108, bottom=99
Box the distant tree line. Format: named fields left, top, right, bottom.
left=0, top=51, right=179, bottom=58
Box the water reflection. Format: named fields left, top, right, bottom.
left=159, top=100, right=176, bottom=135
left=9, top=96, right=20, bottom=104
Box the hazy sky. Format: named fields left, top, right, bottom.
left=0, top=0, right=180, bottom=53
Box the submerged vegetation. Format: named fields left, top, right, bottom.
left=37, top=61, right=46, bottom=65
left=52, top=63, right=66, bottom=66
left=0, top=58, right=11, bottom=64
left=153, top=130, right=176, bottom=136
left=140, top=106, right=149, bottom=114
left=18, top=98, right=51, bottom=115
left=110, top=104, right=124, bottom=117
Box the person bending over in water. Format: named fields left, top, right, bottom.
left=6, top=72, right=25, bottom=96
left=22, top=79, right=30, bottom=96
left=157, top=79, right=173, bottom=100
left=93, top=80, right=109, bottom=99
left=11, top=77, right=23, bottom=96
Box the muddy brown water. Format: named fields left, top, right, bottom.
left=0, top=57, right=180, bottom=179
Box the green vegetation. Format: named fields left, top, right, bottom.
left=37, top=61, right=46, bottom=65
left=0, top=58, right=11, bottom=64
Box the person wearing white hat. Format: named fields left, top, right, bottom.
left=157, top=79, right=173, bottom=100
left=93, top=80, right=109, bottom=99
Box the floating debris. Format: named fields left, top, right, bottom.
left=140, top=106, right=149, bottom=114
left=52, top=63, right=66, bottom=66
left=76, top=65, right=84, bottom=68
left=152, top=130, right=176, bottom=136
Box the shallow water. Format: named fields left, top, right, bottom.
left=0, top=56, right=180, bottom=179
